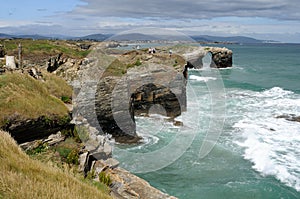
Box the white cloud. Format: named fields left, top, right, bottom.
left=1, top=0, right=300, bottom=42
left=72, top=0, right=300, bottom=21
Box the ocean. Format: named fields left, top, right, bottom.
left=113, top=43, right=300, bottom=199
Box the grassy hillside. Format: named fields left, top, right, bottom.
left=0, top=130, right=112, bottom=199
left=0, top=72, right=72, bottom=126
left=0, top=39, right=92, bottom=66
left=1, top=39, right=91, bottom=58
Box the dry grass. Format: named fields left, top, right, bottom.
left=42, top=71, right=73, bottom=99
left=0, top=73, right=70, bottom=126
left=0, top=130, right=112, bottom=199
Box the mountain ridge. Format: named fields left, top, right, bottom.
left=0, top=32, right=278, bottom=43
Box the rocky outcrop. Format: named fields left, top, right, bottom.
left=206, top=47, right=233, bottom=68
left=3, top=115, right=72, bottom=143
left=182, top=46, right=232, bottom=69
left=94, top=61, right=186, bottom=143
left=182, top=48, right=205, bottom=69
left=91, top=158, right=178, bottom=199
left=71, top=46, right=186, bottom=143
left=95, top=76, right=139, bottom=143
left=71, top=116, right=177, bottom=198
left=72, top=116, right=114, bottom=174
left=47, top=53, right=64, bottom=72
left=47, top=54, right=82, bottom=81
left=19, top=131, right=66, bottom=151
left=27, top=67, right=43, bottom=80
left=75, top=44, right=232, bottom=143
left=276, top=114, right=300, bottom=123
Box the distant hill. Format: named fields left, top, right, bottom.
left=0, top=33, right=57, bottom=40
left=0, top=33, right=13, bottom=39
left=0, top=32, right=274, bottom=43
left=78, top=33, right=111, bottom=41
left=107, top=33, right=158, bottom=41
left=191, top=35, right=265, bottom=43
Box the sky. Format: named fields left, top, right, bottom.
left=1, top=0, right=300, bottom=42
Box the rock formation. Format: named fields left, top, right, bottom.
left=206, top=47, right=233, bottom=68
left=73, top=44, right=232, bottom=143
left=94, top=55, right=187, bottom=143
left=4, top=115, right=72, bottom=143
left=182, top=46, right=232, bottom=69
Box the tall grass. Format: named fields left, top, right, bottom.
left=0, top=73, right=71, bottom=126
left=0, top=39, right=91, bottom=59
left=0, top=130, right=112, bottom=199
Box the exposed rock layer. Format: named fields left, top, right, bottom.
left=4, top=115, right=72, bottom=143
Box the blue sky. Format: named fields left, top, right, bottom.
left=1, top=0, right=300, bottom=42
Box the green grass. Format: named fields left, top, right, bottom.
left=0, top=72, right=71, bottom=126
left=55, top=138, right=81, bottom=164
left=0, top=39, right=91, bottom=60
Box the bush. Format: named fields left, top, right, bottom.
left=134, top=59, right=142, bottom=66
left=86, top=169, right=96, bottom=180
left=98, top=171, right=112, bottom=187
left=66, top=149, right=79, bottom=165
left=61, top=96, right=71, bottom=103
left=56, top=147, right=72, bottom=159
left=26, top=141, right=48, bottom=155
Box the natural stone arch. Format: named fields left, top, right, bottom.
left=131, top=83, right=182, bottom=118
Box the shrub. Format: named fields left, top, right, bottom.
left=26, top=141, right=48, bottom=155
left=66, top=149, right=79, bottom=165
left=134, top=59, right=142, bottom=66
left=99, top=171, right=112, bottom=187
left=61, top=96, right=71, bottom=103
left=56, top=147, right=72, bottom=160
left=86, top=169, right=96, bottom=180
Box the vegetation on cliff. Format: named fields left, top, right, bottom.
left=0, top=130, right=111, bottom=199
left=1, top=39, right=91, bottom=61
left=0, top=72, right=72, bottom=127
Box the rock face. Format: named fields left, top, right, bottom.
left=132, top=83, right=182, bottom=118
left=207, top=47, right=233, bottom=68
left=182, top=48, right=205, bottom=69
left=75, top=44, right=232, bottom=143
left=95, top=64, right=186, bottom=143
left=182, top=46, right=232, bottom=69
left=47, top=53, right=64, bottom=72
left=91, top=159, right=178, bottom=199
left=71, top=46, right=187, bottom=143
left=95, top=76, right=139, bottom=143
left=4, top=115, right=72, bottom=143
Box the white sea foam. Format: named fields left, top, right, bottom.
left=189, top=75, right=217, bottom=82
left=232, top=87, right=300, bottom=191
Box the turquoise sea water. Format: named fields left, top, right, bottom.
left=114, top=43, right=300, bottom=199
